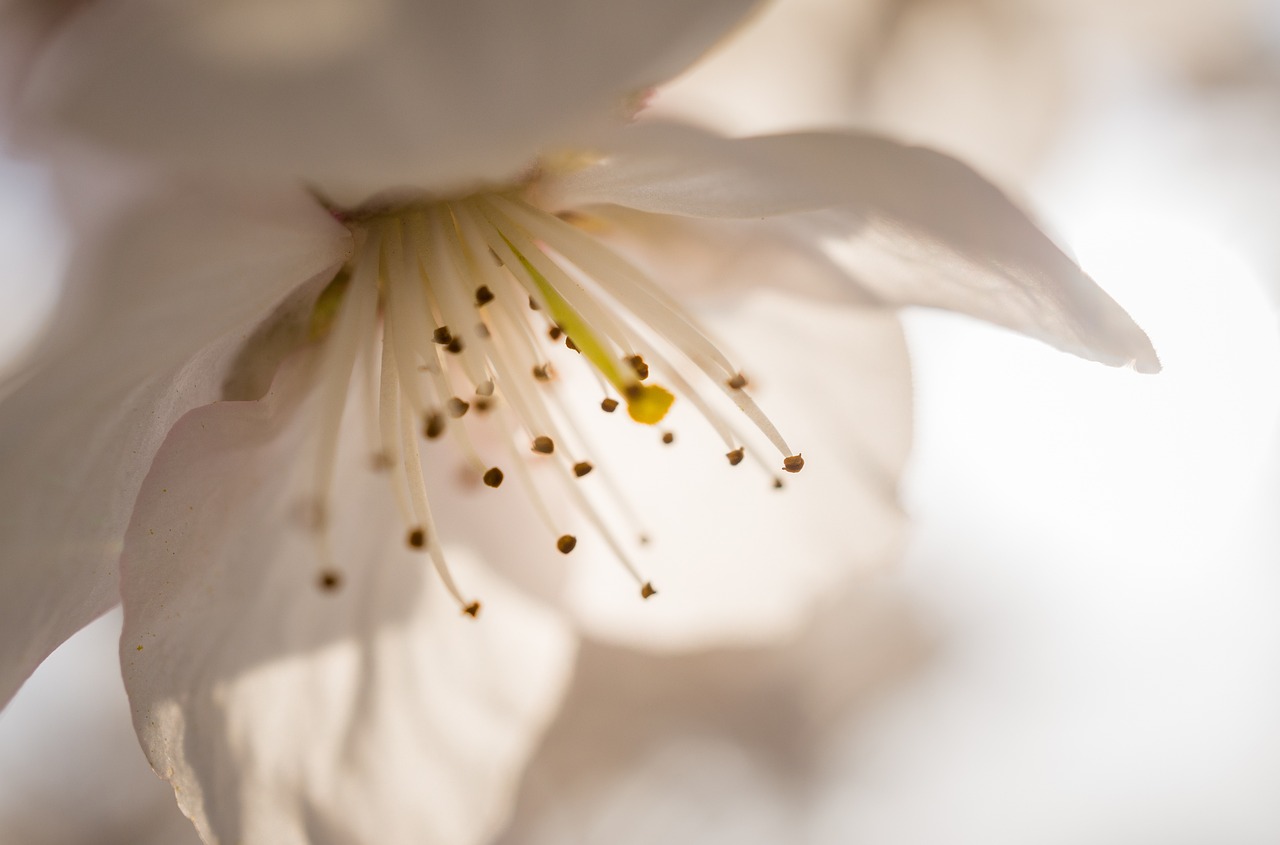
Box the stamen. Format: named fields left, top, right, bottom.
left=495, top=195, right=800, bottom=462
left=308, top=188, right=800, bottom=608
left=396, top=394, right=479, bottom=614
left=424, top=412, right=446, bottom=439
left=308, top=226, right=381, bottom=548
left=468, top=199, right=675, bottom=426
left=377, top=321, right=412, bottom=525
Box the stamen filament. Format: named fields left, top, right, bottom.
left=306, top=186, right=802, bottom=605
left=397, top=387, right=478, bottom=615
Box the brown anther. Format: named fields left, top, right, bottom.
left=446, top=337, right=465, bottom=354
left=474, top=398, right=492, bottom=414
left=424, top=412, right=446, bottom=439
left=601, top=397, right=619, bottom=413
left=531, top=436, right=555, bottom=455
left=783, top=454, right=805, bottom=473
left=773, top=477, right=785, bottom=489
left=432, top=326, right=453, bottom=345
left=640, top=582, right=657, bottom=600
left=548, top=326, right=563, bottom=340
left=623, top=384, right=644, bottom=400
left=475, top=285, right=495, bottom=306
left=556, top=534, right=577, bottom=554
left=627, top=355, right=649, bottom=380
left=573, top=461, right=594, bottom=477
left=726, top=448, right=745, bottom=466
left=371, top=452, right=395, bottom=471
left=727, top=372, right=749, bottom=390
left=318, top=570, right=343, bottom=592
left=532, top=364, right=553, bottom=382
left=483, top=467, right=504, bottom=488
left=407, top=527, right=427, bottom=549
left=476, top=380, right=495, bottom=396
left=661, top=431, right=675, bottom=445
left=565, top=336, right=579, bottom=352
left=447, top=397, right=470, bottom=418
left=528, top=295, right=541, bottom=310
left=463, top=601, right=482, bottom=618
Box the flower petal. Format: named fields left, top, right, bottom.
left=549, top=124, right=1160, bottom=372
left=495, top=576, right=926, bottom=845
left=16, top=0, right=762, bottom=200
left=0, top=182, right=348, bottom=707
left=121, top=356, right=575, bottom=845
left=560, top=289, right=912, bottom=650
left=0, top=0, right=81, bottom=124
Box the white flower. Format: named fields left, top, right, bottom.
left=0, top=3, right=1158, bottom=844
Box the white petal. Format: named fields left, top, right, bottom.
left=561, top=290, right=912, bottom=650
left=0, top=183, right=348, bottom=707
left=0, top=0, right=81, bottom=123
left=121, top=356, right=575, bottom=845
left=495, top=577, right=924, bottom=845
left=17, top=0, right=761, bottom=199
left=549, top=124, right=1160, bottom=372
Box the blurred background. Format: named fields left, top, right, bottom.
left=3, top=0, right=1280, bottom=842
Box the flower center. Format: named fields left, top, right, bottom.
left=305, top=191, right=803, bottom=614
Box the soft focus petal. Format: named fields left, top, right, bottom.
left=560, top=289, right=911, bottom=650
left=496, top=576, right=927, bottom=845
left=0, top=183, right=347, bottom=707
left=16, top=0, right=761, bottom=199
left=549, top=124, right=1160, bottom=372
left=121, top=356, right=575, bottom=845
left=0, top=0, right=83, bottom=123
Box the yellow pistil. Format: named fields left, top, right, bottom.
left=501, top=235, right=674, bottom=425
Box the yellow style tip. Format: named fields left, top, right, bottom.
left=625, top=383, right=675, bottom=425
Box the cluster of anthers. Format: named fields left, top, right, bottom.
left=303, top=191, right=804, bottom=616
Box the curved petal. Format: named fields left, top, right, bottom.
left=0, top=0, right=82, bottom=124
left=548, top=124, right=1160, bottom=372
left=16, top=0, right=762, bottom=200
left=495, top=576, right=926, bottom=845
left=121, top=356, right=575, bottom=845
left=559, top=289, right=912, bottom=650
left=0, top=182, right=348, bottom=707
